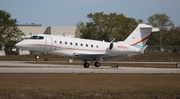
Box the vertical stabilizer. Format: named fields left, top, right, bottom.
left=124, top=24, right=157, bottom=49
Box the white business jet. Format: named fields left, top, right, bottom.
left=15, top=24, right=159, bottom=68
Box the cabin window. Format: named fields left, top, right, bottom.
left=70, top=42, right=73, bottom=45
left=86, top=44, right=88, bottom=47
left=75, top=43, right=78, bottom=46
left=65, top=42, right=67, bottom=44
left=60, top=41, right=62, bottom=44
left=80, top=43, right=83, bottom=46
left=29, top=36, right=44, bottom=40
left=96, top=45, right=99, bottom=48
left=91, top=45, right=93, bottom=48
left=38, top=36, right=44, bottom=40
left=29, top=36, right=38, bottom=39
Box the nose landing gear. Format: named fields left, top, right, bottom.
left=35, top=55, right=40, bottom=59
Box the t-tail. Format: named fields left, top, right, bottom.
left=124, top=24, right=159, bottom=51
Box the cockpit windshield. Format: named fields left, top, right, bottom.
left=29, top=36, right=44, bottom=40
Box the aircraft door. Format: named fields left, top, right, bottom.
left=44, top=36, right=52, bottom=51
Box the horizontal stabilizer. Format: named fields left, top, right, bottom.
left=137, top=45, right=148, bottom=54
left=128, top=45, right=148, bottom=57
left=152, top=28, right=159, bottom=32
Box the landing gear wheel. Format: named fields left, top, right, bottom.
left=35, top=55, right=40, bottom=59
left=84, top=63, right=90, bottom=68
left=94, top=62, right=101, bottom=67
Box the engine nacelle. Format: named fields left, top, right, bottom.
left=109, top=42, right=139, bottom=53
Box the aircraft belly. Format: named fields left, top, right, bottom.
left=103, top=55, right=129, bottom=61
left=51, top=50, right=74, bottom=57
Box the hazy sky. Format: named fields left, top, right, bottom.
left=0, top=0, right=179, bottom=26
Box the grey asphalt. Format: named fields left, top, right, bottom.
left=0, top=61, right=179, bottom=73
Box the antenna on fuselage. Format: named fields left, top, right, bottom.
left=63, top=32, right=70, bottom=37
left=110, top=38, right=116, bottom=43
left=29, top=32, right=33, bottom=36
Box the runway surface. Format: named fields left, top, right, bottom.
left=0, top=61, right=179, bottom=73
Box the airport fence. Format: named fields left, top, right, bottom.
left=145, top=46, right=180, bottom=53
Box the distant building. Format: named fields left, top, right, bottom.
left=0, top=23, right=77, bottom=56
left=19, top=23, right=76, bottom=38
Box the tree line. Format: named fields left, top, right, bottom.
left=76, top=12, right=180, bottom=47
left=0, top=10, right=25, bottom=55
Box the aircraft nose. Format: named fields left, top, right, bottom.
left=15, top=40, right=33, bottom=50
left=15, top=42, right=23, bottom=48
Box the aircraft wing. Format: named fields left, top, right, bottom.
left=73, top=53, right=108, bottom=61
left=73, top=52, right=130, bottom=61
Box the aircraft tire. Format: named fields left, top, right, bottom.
left=94, top=62, right=100, bottom=67
left=35, top=55, right=40, bottom=59
left=84, top=63, right=89, bottom=68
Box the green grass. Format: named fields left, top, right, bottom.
left=0, top=74, right=179, bottom=99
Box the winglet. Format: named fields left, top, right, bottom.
left=110, top=38, right=116, bottom=43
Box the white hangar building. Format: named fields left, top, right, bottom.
left=19, top=23, right=76, bottom=38
left=0, top=24, right=77, bottom=56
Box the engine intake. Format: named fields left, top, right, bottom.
left=109, top=43, right=113, bottom=50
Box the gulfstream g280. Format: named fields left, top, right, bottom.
left=15, top=24, right=159, bottom=68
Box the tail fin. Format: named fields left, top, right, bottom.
left=123, top=24, right=159, bottom=49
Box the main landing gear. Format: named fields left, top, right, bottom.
left=84, top=63, right=90, bottom=68
left=83, top=61, right=101, bottom=68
